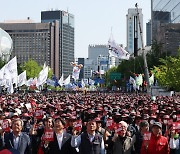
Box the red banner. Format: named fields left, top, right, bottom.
left=114, top=123, right=122, bottom=135
left=172, top=122, right=180, bottom=130
left=73, top=120, right=82, bottom=131
left=42, top=129, right=54, bottom=141
left=2, top=120, right=10, bottom=132
left=106, top=118, right=114, bottom=130
left=143, top=132, right=151, bottom=141
left=35, top=109, right=43, bottom=119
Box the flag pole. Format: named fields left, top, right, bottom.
left=135, top=3, right=150, bottom=92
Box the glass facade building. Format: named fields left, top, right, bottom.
left=151, top=0, right=180, bottom=55
left=41, top=10, right=75, bottom=78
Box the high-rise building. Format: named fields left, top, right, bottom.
left=146, top=20, right=151, bottom=46
left=126, top=8, right=143, bottom=55
left=0, top=20, right=60, bottom=77
left=88, top=44, right=118, bottom=72
left=151, top=0, right=180, bottom=55
left=41, top=10, right=75, bottom=78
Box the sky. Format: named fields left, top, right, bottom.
left=0, top=0, right=151, bottom=58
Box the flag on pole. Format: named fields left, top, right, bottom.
left=136, top=74, right=143, bottom=86
left=17, top=71, right=26, bottom=87
left=129, top=76, right=136, bottom=90
left=63, top=75, right=70, bottom=85
left=46, top=79, right=55, bottom=87
left=26, top=78, right=33, bottom=86
left=58, top=74, right=64, bottom=87
left=36, top=66, right=48, bottom=87
left=149, top=74, right=154, bottom=86
left=3, top=56, right=18, bottom=86
left=108, top=38, right=130, bottom=60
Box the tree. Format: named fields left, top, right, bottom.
left=154, top=53, right=180, bottom=91
left=22, top=59, right=41, bottom=79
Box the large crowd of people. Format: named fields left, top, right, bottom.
left=0, top=91, right=179, bottom=154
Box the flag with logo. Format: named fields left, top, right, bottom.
left=36, top=66, right=48, bottom=87
left=58, top=74, right=64, bottom=86
left=108, top=38, right=130, bottom=60
left=17, top=71, right=26, bottom=87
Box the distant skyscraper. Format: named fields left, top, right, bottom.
left=126, top=8, right=143, bottom=55
left=41, top=10, right=75, bottom=78
left=146, top=20, right=151, bottom=46
left=0, top=20, right=60, bottom=77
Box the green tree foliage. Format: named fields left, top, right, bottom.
left=105, top=66, right=118, bottom=87
left=22, top=59, right=42, bottom=79
left=117, top=56, right=144, bottom=79
left=47, top=68, right=53, bottom=79
left=154, top=53, right=180, bottom=91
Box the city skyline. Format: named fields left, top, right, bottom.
left=0, top=0, right=151, bottom=58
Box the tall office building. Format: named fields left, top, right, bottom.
left=151, top=0, right=180, bottom=55
left=126, top=8, right=143, bottom=55
left=146, top=20, right=151, bottom=46
left=0, top=20, right=60, bottom=77
left=41, top=10, right=75, bottom=78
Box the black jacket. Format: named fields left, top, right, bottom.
left=43, top=132, right=78, bottom=154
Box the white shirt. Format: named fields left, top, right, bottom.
left=13, top=134, right=20, bottom=150
left=169, top=138, right=179, bottom=150
left=56, top=132, right=64, bottom=150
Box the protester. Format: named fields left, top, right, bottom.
left=43, top=117, right=77, bottom=154
left=2, top=118, right=32, bottom=154
left=71, top=119, right=105, bottom=154
left=169, top=128, right=180, bottom=154
left=134, top=120, right=149, bottom=154
left=0, top=91, right=179, bottom=154
left=111, top=121, right=135, bottom=154
left=141, top=122, right=170, bottom=154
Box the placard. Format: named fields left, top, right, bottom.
left=35, top=109, right=43, bottom=119
left=2, top=120, right=10, bottom=132
left=143, top=132, right=151, bottom=141
left=42, top=129, right=54, bottom=141
left=106, top=118, right=114, bottom=130
left=73, top=120, right=82, bottom=131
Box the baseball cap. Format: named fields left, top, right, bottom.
left=152, top=122, right=162, bottom=129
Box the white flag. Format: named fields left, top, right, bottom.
left=63, top=75, right=70, bottom=85
left=17, top=71, right=27, bottom=87
left=46, top=79, right=55, bottom=87
left=4, top=56, right=18, bottom=85
left=129, top=76, right=136, bottom=90
left=108, top=38, right=130, bottom=60
left=149, top=74, right=154, bottom=86
left=26, top=78, right=33, bottom=86
left=89, top=78, right=95, bottom=85
left=58, top=74, right=64, bottom=86
left=136, top=74, right=143, bottom=86
left=81, top=79, right=85, bottom=88
left=36, top=66, right=48, bottom=87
